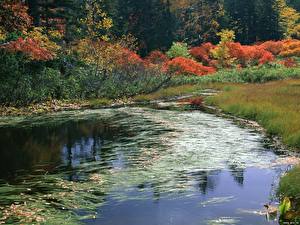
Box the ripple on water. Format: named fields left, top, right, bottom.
left=0, top=107, right=290, bottom=225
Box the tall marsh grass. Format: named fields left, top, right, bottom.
left=208, top=79, right=300, bottom=149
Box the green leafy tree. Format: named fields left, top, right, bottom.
left=166, top=42, right=191, bottom=59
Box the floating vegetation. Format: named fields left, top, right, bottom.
left=206, top=217, right=240, bottom=225
left=200, top=196, right=236, bottom=207
left=0, top=107, right=292, bottom=224
left=236, top=208, right=266, bottom=216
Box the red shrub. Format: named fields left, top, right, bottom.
left=165, top=57, right=216, bottom=76
left=189, top=97, right=203, bottom=107
left=1, top=37, right=54, bottom=61
left=144, top=50, right=168, bottom=65
left=189, top=42, right=215, bottom=65
left=118, top=48, right=144, bottom=66
left=178, top=96, right=203, bottom=107
left=227, top=42, right=275, bottom=66
left=259, top=51, right=275, bottom=65
left=260, top=41, right=284, bottom=55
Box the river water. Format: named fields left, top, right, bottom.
left=0, top=107, right=291, bottom=224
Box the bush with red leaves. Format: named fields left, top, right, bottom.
left=227, top=42, right=275, bottom=67
left=259, top=51, right=275, bottom=65
left=1, top=37, right=54, bottom=61
left=260, top=41, right=284, bottom=55
left=178, top=97, right=203, bottom=107
left=117, top=47, right=144, bottom=67
left=189, top=42, right=215, bottom=66
left=144, top=50, right=168, bottom=65
left=189, top=97, right=203, bottom=107
left=165, top=57, right=216, bottom=76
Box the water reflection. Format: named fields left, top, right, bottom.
left=0, top=108, right=288, bottom=224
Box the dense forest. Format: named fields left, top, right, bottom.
left=0, top=0, right=300, bottom=106
left=22, top=0, right=300, bottom=53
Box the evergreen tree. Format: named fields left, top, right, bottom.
left=175, top=0, right=225, bottom=45
left=114, top=0, right=174, bottom=55
left=224, top=0, right=256, bottom=43
left=255, top=0, right=282, bottom=41
left=224, top=0, right=282, bottom=43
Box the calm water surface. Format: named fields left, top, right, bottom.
left=0, top=107, right=291, bottom=224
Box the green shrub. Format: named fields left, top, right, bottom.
left=169, top=65, right=300, bottom=86
left=166, top=42, right=191, bottom=59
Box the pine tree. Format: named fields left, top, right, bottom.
left=175, top=0, right=225, bottom=45
left=114, top=0, right=174, bottom=56
left=255, top=0, right=282, bottom=41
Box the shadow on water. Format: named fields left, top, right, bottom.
left=0, top=107, right=291, bottom=224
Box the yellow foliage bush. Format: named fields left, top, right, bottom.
left=0, top=26, right=7, bottom=41
left=280, top=39, right=300, bottom=57
left=27, top=27, right=61, bottom=56
left=75, top=38, right=124, bottom=72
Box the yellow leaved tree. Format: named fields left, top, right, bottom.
left=276, top=0, right=300, bottom=38
left=80, top=0, right=113, bottom=41
left=211, top=29, right=236, bottom=68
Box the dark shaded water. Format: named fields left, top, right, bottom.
left=0, top=107, right=291, bottom=224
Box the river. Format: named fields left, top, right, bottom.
left=0, top=107, right=291, bottom=224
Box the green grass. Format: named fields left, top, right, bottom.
left=278, top=166, right=300, bottom=221
left=88, top=98, right=113, bottom=108
left=170, top=65, right=300, bottom=85
left=279, top=166, right=300, bottom=201
left=207, top=79, right=300, bottom=149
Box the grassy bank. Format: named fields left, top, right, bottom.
left=279, top=166, right=300, bottom=204
left=207, top=79, right=300, bottom=149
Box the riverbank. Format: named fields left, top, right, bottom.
left=2, top=80, right=300, bottom=151
left=1, top=78, right=300, bottom=222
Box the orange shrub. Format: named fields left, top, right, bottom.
left=189, top=42, right=215, bottom=65
left=280, top=39, right=300, bottom=57
left=1, top=37, right=54, bottom=61
left=260, top=41, right=284, bottom=55
left=144, top=50, right=168, bottom=65
left=165, top=57, right=216, bottom=76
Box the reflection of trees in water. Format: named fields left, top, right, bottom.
left=193, top=170, right=221, bottom=195
left=0, top=118, right=130, bottom=180
left=228, top=163, right=245, bottom=187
